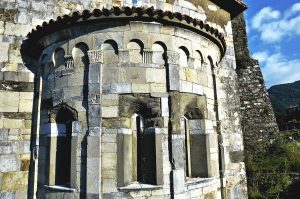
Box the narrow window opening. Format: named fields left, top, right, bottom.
left=54, top=107, right=76, bottom=186
left=132, top=114, right=156, bottom=185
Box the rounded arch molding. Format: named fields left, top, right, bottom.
left=49, top=103, right=78, bottom=123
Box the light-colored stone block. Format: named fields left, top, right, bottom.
left=172, top=169, right=185, bottom=194
left=102, top=94, right=119, bottom=106
left=102, top=143, right=117, bottom=153
left=110, top=83, right=132, bottom=94
left=102, top=152, right=117, bottom=169
left=0, top=91, right=20, bottom=112
left=102, top=179, right=117, bottom=193
left=102, top=106, right=118, bottom=118
left=18, top=99, right=33, bottom=112
left=19, top=92, right=34, bottom=100
left=180, top=80, right=193, bottom=93
left=150, top=83, right=167, bottom=93
left=4, top=22, right=32, bottom=37
left=0, top=155, right=19, bottom=172
left=0, top=43, right=9, bottom=62
left=146, top=68, right=166, bottom=83
left=193, top=83, right=204, bottom=95
left=0, top=21, right=4, bottom=34
left=132, top=83, right=150, bottom=93
left=161, top=97, right=169, bottom=117
left=3, top=119, right=24, bottom=129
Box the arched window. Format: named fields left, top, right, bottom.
left=72, top=43, right=89, bottom=68
left=194, top=50, right=203, bottom=70
left=53, top=48, right=65, bottom=70
left=151, top=43, right=165, bottom=65
left=102, top=40, right=119, bottom=64
left=127, top=39, right=144, bottom=63
left=178, top=46, right=189, bottom=68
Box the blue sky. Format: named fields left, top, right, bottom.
left=243, top=0, right=300, bottom=88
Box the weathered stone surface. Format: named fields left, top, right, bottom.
left=229, top=150, right=245, bottom=163
left=0, top=91, right=19, bottom=112
left=0, top=1, right=257, bottom=198
left=232, top=14, right=279, bottom=156
left=0, top=155, right=19, bottom=172
left=102, top=106, right=118, bottom=118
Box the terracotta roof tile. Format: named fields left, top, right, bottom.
left=27, top=7, right=227, bottom=54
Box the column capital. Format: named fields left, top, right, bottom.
left=167, top=51, right=180, bottom=65
left=88, top=50, right=103, bottom=63
left=64, top=54, right=74, bottom=69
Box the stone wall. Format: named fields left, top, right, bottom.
left=231, top=14, right=279, bottom=157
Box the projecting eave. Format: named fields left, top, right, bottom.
left=210, top=0, right=247, bottom=17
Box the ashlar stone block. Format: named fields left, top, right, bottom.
left=110, top=83, right=132, bottom=94
left=0, top=91, right=19, bottom=112
left=102, top=106, right=118, bottom=118
left=146, top=68, right=166, bottom=84
left=0, top=155, right=19, bottom=172
left=132, top=83, right=150, bottom=93
left=0, top=43, right=10, bottom=62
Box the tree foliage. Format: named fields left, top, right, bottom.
left=247, top=129, right=300, bottom=199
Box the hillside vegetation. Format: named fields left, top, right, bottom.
left=268, top=81, right=300, bottom=122
left=247, top=129, right=300, bottom=199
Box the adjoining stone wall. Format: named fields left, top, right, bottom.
left=0, top=72, right=34, bottom=198
left=231, top=14, right=279, bottom=157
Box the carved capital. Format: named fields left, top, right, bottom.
left=167, top=51, right=180, bottom=65
left=64, top=55, right=74, bottom=69
left=188, top=57, right=195, bottom=67
left=88, top=50, right=103, bottom=63
left=143, top=49, right=153, bottom=64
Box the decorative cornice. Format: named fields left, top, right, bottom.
left=26, top=7, right=227, bottom=56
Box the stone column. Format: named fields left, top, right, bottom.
left=143, top=49, right=153, bottom=64
left=166, top=51, right=185, bottom=198
left=64, top=55, right=74, bottom=69
left=86, top=50, right=103, bottom=199
left=70, top=121, right=81, bottom=189
left=28, top=62, right=42, bottom=199
left=167, top=51, right=180, bottom=91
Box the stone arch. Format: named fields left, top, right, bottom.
left=49, top=103, right=78, bottom=123
left=194, top=50, right=204, bottom=70
left=184, top=103, right=204, bottom=120
left=102, top=39, right=119, bottom=64
left=178, top=46, right=190, bottom=68
left=151, top=42, right=167, bottom=65
left=207, top=56, right=215, bottom=69
left=72, top=42, right=89, bottom=68
left=53, top=48, right=65, bottom=70
left=127, top=39, right=144, bottom=63
left=40, top=54, right=48, bottom=65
